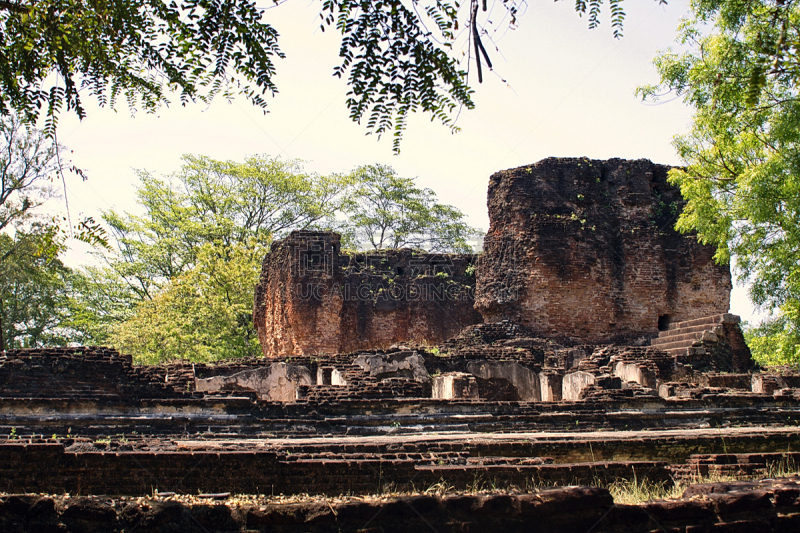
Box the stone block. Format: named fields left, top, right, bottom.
left=539, top=371, right=563, bottom=402
left=431, top=372, right=479, bottom=400
left=465, top=360, right=540, bottom=402
left=752, top=374, right=786, bottom=395
left=194, top=363, right=313, bottom=402
left=658, top=383, right=676, bottom=398
left=721, top=313, right=741, bottom=324
left=562, top=371, right=596, bottom=401
left=353, top=351, right=430, bottom=382
left=613, top=361, right=657, bottom=388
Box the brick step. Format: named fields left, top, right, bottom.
left=686, top=452, right=800, bottom=465
left=651, top=332, right=705, bottom=346
left=664, top=347, right=699, bottom=357
left=650, top=339, right=702, bottom=351
left=667, top=314, right=726, bottom=331
left=652, top=330, right=710, bottom=348
left=657, top=323, right=717, bottom=339
left=283, top=452, right=468, bottom=463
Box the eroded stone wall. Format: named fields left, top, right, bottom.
left=475, top=157, right=732, bottom=344
left=253, top=231, right=482, bottom=358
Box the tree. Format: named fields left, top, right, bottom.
left=76, top=156, right=480, bottom=361
left=2, top=0, right=654, bottom=150
left=101, top=154, right=348, bottom=300
left=1, top=112, right=59, bottom=232
left=1, top=0, right=283, bottom=136
left=343, top=164, right=478, bottom=253
left=639, top=0, right=800, bottom=363
left=0, top=227, right=73, bottom=350
left=1, top=112, right=108, bottom=248
left=72, top=154, right=349, bottom=359
left=745, top=310, right=800, bottom=367
left=60, top=263, right=143, bottom=347
left=111, top=242, right=262, bottom=363
left=0, top=113, right=110, bottom=350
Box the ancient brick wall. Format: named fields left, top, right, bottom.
left=253, top=231, right=482, bottom=358
left=3, top=476, right=800, bottom=533
left=0, top=347, right=192, bottom=399
left=0, top=442, right=667, bottom=497
left=475, top=158, right=732, bottom=344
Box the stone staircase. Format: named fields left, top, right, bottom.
left=650, top=314, right=738, bottom=356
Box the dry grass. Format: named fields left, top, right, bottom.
left=607, top=477, right=683, bottom=505
left=607, top=455, right=800, bottom=505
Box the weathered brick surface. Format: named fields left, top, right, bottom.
left=0, top=347, right=194, bottom=399
left=253, top=231, right=482, bottom=357
left=5, top=428, right=800, bottom=497
left=672, top=452, right=800, bottom=481
left=3, top=478, right=800, bottom=532
left=0, top=442, right=669, bottom=495
left=0, top=488, right=616, bottom=533
left=475, top=158, right=732, bottom=344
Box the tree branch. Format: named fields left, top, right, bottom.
left=0, top=1, right=29, bottom=15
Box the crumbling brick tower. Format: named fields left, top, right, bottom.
left=474, top=157, right=732, bottom=344
left=253, top=231, right=482, bottom=358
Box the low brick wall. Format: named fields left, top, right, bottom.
left=0, top=443, right=668, bottom=496
left=2, top=477, right=800, bottom=532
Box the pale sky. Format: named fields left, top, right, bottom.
left=45, top=0, right=760, bottom=323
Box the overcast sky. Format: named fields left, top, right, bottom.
left=46, top=0, right=760, bottom=322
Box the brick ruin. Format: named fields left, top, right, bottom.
left=475, top=157, right=731, bottom=344
left=2, top=157, right=800, bottom=531
left=255, top=158, right=732, bottom=356
left=253, top=231, right=481, bottom=357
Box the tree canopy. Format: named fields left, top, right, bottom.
left=0, top=115, right=106, bottom=350
left=111, top=241, right=264, bottom=363
left=101, top=154, right=347, bottom=299
left=1, top=0, right=657, bottom=150
left=69, top=154, right=345, bottom=359
left=1, top=0, right=283, bottom=136
left=0, top=227, right=74, bottom=351
left=70, top=155, right=477, bottom=362
left=639, top=0, right=800, bottom=363
left=0, top=112, right=59, bottom=232
left=343, top=164, right=478, bottom=253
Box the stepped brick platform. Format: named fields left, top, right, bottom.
left=2, top=427, right=799, bottom=495
left=3, top=339, right=800, bottom=517
left=0, top=439, right=671, bottom=495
